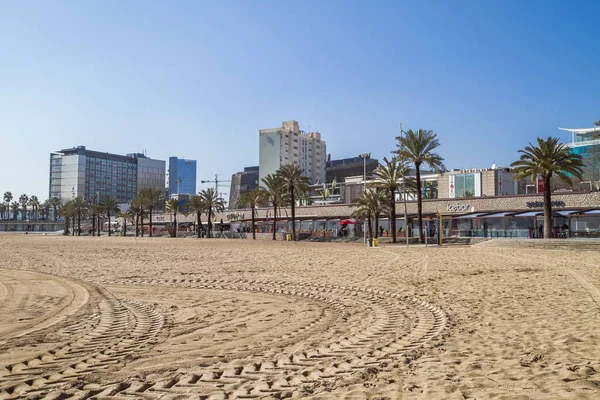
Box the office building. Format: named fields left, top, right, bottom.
left=49, top=146, right=165, bottom=204
left=229, top=166, right=259, bottom=208
left=560, top=125, right=600, bottom=157
left=168, top=157, right=197, bottom=197
left=325, top=156, right=379, bottom=184
left=259, top=120, right=326, bottom=185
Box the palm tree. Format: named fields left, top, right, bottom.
left=188, top=195, right=206, bottom=238
left=72, top=196, right=88, bottom=236
left=88, top=199, right=102, bottom=236
left=511, top=137, right=584, bottom=239
left=29, top=195, right=40, bottom=221
left=3, top=192, right=12, bottom=220
left=0, top=203, right=5, bottom=221
left=129, top=197, right=144, bottom=237
left=371, top=189, right=390, bottom=238
left=276, top=164, right=310, bottom=241
left=396, top=129, right=445, bottom=243
left=351, top=190, right=374, bottom=239
left=60, top=200, right=75, bottom=235
left=373, top=157, right=406, bottom=243
left=198, top=188, right=225, bottom=238
left=139, top=188, right=163, bottom=237
left=10, top=201, right=19, bottom=221
left=238, top=190, right=265, bottom=240
left=260, top=173, right=287, bottom=240
left=165, top=198, right=181, bottom=237
left=101, top=196, right=120, bottom=237
left=49, top=197, right=61, bottom=222
left=41, top=200, right=50, bottom=221
left=19, top=194, right=29, bottom=221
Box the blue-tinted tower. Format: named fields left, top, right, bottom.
left=168, top=157, right=197, bottom=197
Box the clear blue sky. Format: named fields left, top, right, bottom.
left=1, top=0, right=599, bottom=200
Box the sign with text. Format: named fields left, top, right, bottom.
left=446, top=204, right=473, bottom=212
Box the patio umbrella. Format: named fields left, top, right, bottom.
left=340, top=219, right=356, bottom=225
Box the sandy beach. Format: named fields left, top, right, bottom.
left=0, top=235, right=599, bottom=399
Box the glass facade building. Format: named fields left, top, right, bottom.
left=168, top=157, right=197, bottom=196
left=49, top=146, right=165, bottom=204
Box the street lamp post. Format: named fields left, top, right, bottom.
left=359, top=153, right=370, bottom=243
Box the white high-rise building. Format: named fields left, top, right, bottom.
left=259, top=120, right=326, bottom=186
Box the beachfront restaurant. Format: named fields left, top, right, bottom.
left=225, top=206, right=600, bottom=240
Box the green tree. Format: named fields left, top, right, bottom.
left=396, top=129, right=445, bottom=243
left=0, top=203, right=5, bottom=221
left=373, top=157, right=407, bottom=243
left=260, top=173, right=287, bottom=240
left=3, top=192, right=12, bottom=220
left=139, top=187, right=164, bottom=237
left=19, top=194, right=29, bottom=221
left=276, top=164, right=310, bottom=241
left=101, top=196, right=121, bottom=237
left=165, top=198, right=181, bottom=237
left=238, top=190, right=265, bottom=240
left=511, top=137, right=584, bottom=239
left=188, top=195, right=206, bottom=238
left=198, top=188, right=225, bottom=238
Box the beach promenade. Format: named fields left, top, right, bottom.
left=0, top=236, right=599, bottom=399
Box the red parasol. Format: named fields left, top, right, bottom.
left=339, top=219, right=356, bottom=225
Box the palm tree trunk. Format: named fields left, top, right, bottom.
left=77, top=210, right=81, bottom=236
left=108, top=212, right=111, bottom=237
left=368, top=214, right=373, bottom=239
left=390, top=196, right=397, bottom=243
left=149, top=206, right=153, bottom=237
left=98, top=216, right=101, bottom=236
left=543, top=176, right=553, bottom=239
left=207, top=210, right=212, bottom=238
left=135, top=213, right=139, bottom=237
left=251, top=205, right=256, bottom=240
left=198, top=213, right=203, bottom=238
left=92, top=215, right=96, bottom=236
left=173, top=212, right=177, bottom=238
left=71, top=216, right=75, bottom=236
left=140, top=211, right=144, bottom=237
left=272, top=204, right=277, bottom=240
left=291, top=188, right=296, bottom=241
left=375, top=215, right=379, bottom=238
left=416, top=163, right=424, bottom=243
left=123, top=217, right=127, bottom=237
left=65, top=216, right=70, bottom=235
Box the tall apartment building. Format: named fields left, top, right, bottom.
left=49, top=146, right=165, bottom=204
left=229, top=166, right=259, bottom=208
left=259, top=120, right=326, bottom=185
left=168, top=157, right=197, bottom=197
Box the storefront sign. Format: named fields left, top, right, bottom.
left=226, top=212, right=245, bottom=221
left=449, top=175, right=456, bottom=198
left=526, top=200, right=565, bottom=208
left=446, top=204, right=473, bottom=212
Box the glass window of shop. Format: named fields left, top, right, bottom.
left=454, top=173, right=476, bottom=198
